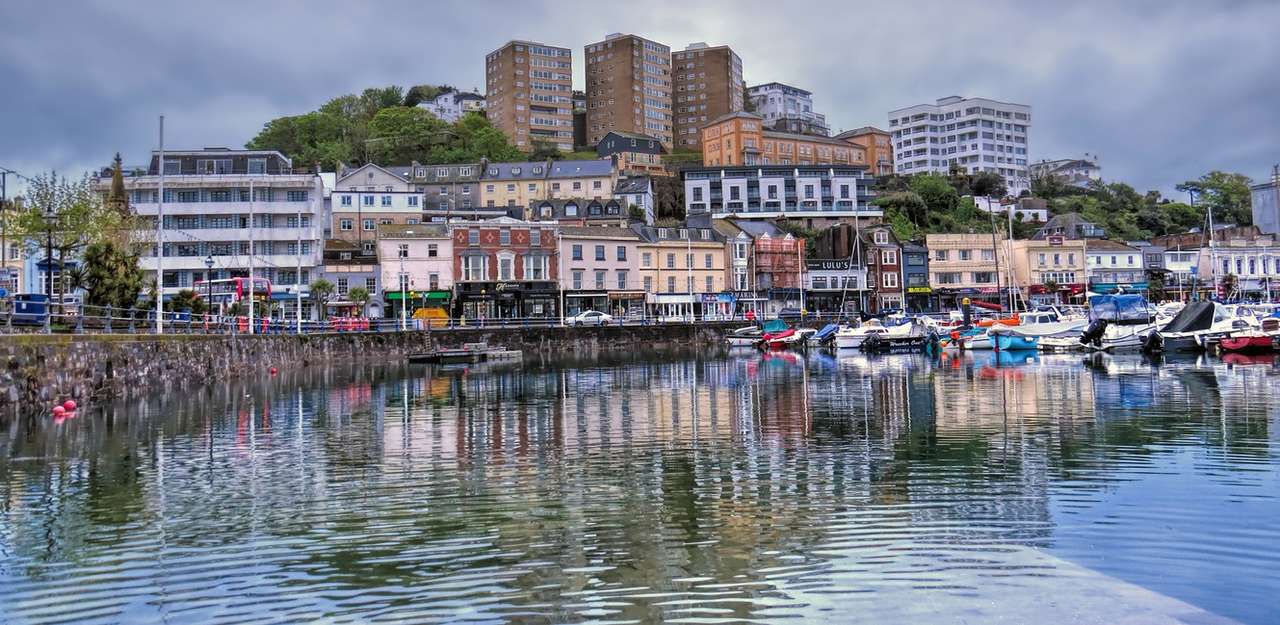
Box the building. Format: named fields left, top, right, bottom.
left=888, top=96, right=1032, bottom=196
left=683, top=164, right=879, bottom=229
left=672, top=42, right=744, bottom=150
left=572, top=90, right=588, bottom=150
left=700, top=111, right=867, bottom=168
left=613, top=176, right=655, bottom=225
left=485, top=40, right=574, bottom=152
left=451, top=216, right=559, bottom=320
left=376, top=223, right=453, bottom=321
left=321, top=239, right=381, bottom=318
left=527, top=198, right=630, bottom=226
left=1005, top=238, right=1087, bottom=306
left=585, top=33, right=673, bottom=148
left=1252, top=169, right=1280, bottom=234
left=596, top=131, right=666, bottom=176
left=119, top=148, right=323, bottom=320
left=805, top=223, right=869, bottom=314
left=1033, top=212, right=1106, bottom=240
left=408, top=162, right=496, bottom=221
left=834, top=127, right=893, bottom=176
left=546, top=158, right=616, bottom=200
left=747, top=83, right=828, bottom=136
left=1085, top=239, right=1146, bottom=294
left=1201, top=234, right=1280, bottom=299
left=711, top=218, right=803, bottom=316
left=1030, top=157, right=1101, bottom=190
left=1162, top=248, right=1202, bottom=300
left=558, top=226, right=644, bottom=317
left=974, top=196, right=1049, bottom=223
left=900, top=241, right=931, bottom=312
left=331, top=164, right=423, bottom=254
left=417, top=90, right=485, bottom=123
left=633, top=223, right=727, bottom=320
left=862, top=224, right=904, bottom=312
left=925, top=233, right=1011, bottom=310
left=479, top=159, right=616, bottom=210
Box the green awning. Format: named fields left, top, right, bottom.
left=386, top=290, right=450, bottom=301
left=424, top=291, right=450, bottom=301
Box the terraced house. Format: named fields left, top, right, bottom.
left=558, top=226, right=645, bottom=318
left=479, top=159, right=616, bottom=210
left=683, top=164, right=879, bottom=229
left=451, top=216, right=560, bottom=321
left=332, top=163, right=423, bottom=254
left=407, top=162, right=500, bottom=221
left=633, top=224, right=727, bottom=320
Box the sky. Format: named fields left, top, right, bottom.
left=1, top=0, right=1278, bottom=198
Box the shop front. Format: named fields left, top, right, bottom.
left=564, top=291, right=608, bottom=316
left=608, top=291, right=647, bottom=319
left=455, top=281, right=559, bottom=321
left=1028, top=283, right=1087, bottom=306
left=1088, top=281, right=1149, bottom=295
left=767, top=288, right=803, bottom=315
left=648, top=293, right=695, bottom=322
left=905, top=286, right=933, bottom=313
left=700, top=293, right=737, bottom=321
left=804, top=259, right=868, bottom=315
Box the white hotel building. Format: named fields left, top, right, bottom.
left=888, top=96, right=1032, bottom=196
left=120, top=148, right=324, bottom=320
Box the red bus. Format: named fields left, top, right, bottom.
left=194, top=277, right=272, bottom=306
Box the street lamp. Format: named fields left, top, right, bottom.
left=204, top=254, right=215, bottom=321
left=42, top=200, right=56, bottom=334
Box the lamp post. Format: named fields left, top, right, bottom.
left=43, top=201, right=55, bottom=334
left=204, top=254, right=214, bottom=321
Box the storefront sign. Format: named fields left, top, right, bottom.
left=907, top=286, right=932, bottom=294
left=806, top=259, right=853, bottom=271
left=494, top=282, right=520, bottom=292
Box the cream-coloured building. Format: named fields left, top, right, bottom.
left=634, top=224, right=728, bottom=320
left=925, top=233, right=1010, bottom=309
left=375, top=223, right=453, bottom=320
left=1005, top=238, right=1087, bottom=305
left=479, top=159, right=617, bottom=209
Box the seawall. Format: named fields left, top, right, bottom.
left=0, top=322, right=742, bottom=413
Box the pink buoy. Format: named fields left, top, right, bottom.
left=270, top=367, right=278, bottom=375
left=52, top=405, right=65, bottom=417
left=63, top=400, right=77, bottom=411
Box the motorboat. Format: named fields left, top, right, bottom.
left=989, top=329, right=1040, bottom=351
left=1143, top=301, right=1257, bottom=354
left=725, top=325, right=763, bottom=347
left=1079, top=294, right=1162, bottom=352
left=1219, top=317, right=1280, bottom=354
left=941, top=327, right=993, bottom=350
left=861, top=317, right=937, bottom=353
left=834, top=319, right=889, bottom=349
left=810, top=323, right=842, bottom=346
left=994, top=309, right=1088, bottom=339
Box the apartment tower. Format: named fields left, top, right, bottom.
left=584, top=33, right=673, bottom=148
left=888, top=95, right=1032, bottom=196
left=672, top=42, right=744, bottom=150
left=485, top=40, right=574, bottom=152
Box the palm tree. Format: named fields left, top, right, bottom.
left=310, top=279, right=335, bottom=320
left=348, top=286, right=370, bottom=317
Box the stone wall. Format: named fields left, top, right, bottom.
left=0, top=322, right=743, bottom=413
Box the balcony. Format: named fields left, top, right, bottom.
left=134, top=200, right=317, bottom=216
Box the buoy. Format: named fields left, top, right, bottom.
left=270, top=367, right=278, bottom=375
left=52, top=405, right=65, bottom=417
left=63, top=400, right=77, bottom=411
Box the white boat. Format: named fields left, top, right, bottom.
left=834, top=319, right=890, bottom=349
left=725, top=325, right=763, bottom=347
left=1146, top=301, right=1258, bottom=353
left=993, top=309, right=1089, bottom=340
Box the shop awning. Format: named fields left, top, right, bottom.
left=566, top=291, right=608, bottom=298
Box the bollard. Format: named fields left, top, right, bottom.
left=104, top=305, right=113, bottom=333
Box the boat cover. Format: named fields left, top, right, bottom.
left=1161, top=301, right=1217, bottom=333
left=762, top=319, right=789, bottom=333
left=813, top=324, right=840, bottom=340
left=1089, top=294, right=1151, bottom=323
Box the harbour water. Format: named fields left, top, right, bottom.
left=1, top=350, right=1278, bottom=624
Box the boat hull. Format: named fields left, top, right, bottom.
left=994, top=333, right=1039, bottom=351
left=1220, top=334, right=1275, bottom=353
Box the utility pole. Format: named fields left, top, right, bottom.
left=156, top=116, right=165, bottom=334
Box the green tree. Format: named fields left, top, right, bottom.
left=168, top=289, right=207, bottom=314
left=81, top=240, right=145, bottom=311
left=873, top=191, right=928, bottom=229
left=365, top=106, right=451, bottom=164
left=970, top=171, right=1007, bottom=198
left=403, top=84, right=453, bottom=107
left=348, top=286, right=370, bottom=316
left=18, top=172, right=130, bottom=305
left=310, top=279, right=335, bottom=320
left=1177, top=171, right=1253, bottom=227
left=529, top=140, right=563, bottom=161
left=908, top=174, right=959, bottom=215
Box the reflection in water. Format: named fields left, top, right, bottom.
left=1, top=351, right=1277, bottom=624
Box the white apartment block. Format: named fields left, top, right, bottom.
left=417, top=91, right=485, bottom=123
left=889, top=96, right=1032, bottom=196
left=747, top=83, right=828, bottom=135
left=121, top=148, right=324, bottom=320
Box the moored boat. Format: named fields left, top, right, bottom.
left=1219, top=318, right=1280, bottom=354
left=991, top=330, right=1040, bottom=351
left=725, top=325, right=763, bottom=347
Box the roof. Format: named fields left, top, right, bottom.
left=761, top=130, right=858, bottom=148
left=411, top=162, right=482, bottom=183
left=747, top=82, right=812, bottom=96
left=528, top=197, right=628, bottom=221
left=614, top=176, right=652, bottom=195
left=482, top=161, right=551, bottom=180
left=730, top=219, right=785, bottom=238
left=833, top=126, right=889, bottom=139
left=900, top=241, right=928, bottom=253
left=547, top=159, right=614, bottom=178
left=336, top=162, right=413, bottom=185
left=703, top=110, right=763, bottom=127
left=375, top=223, right=448, bottom=239
left=453, top=92, right=484, bottom=102
left=558, top=226, right=641, bottom=239
left=631, top=223, right=725, bottom=244
left=1086, top=239, right=1141, bottom=253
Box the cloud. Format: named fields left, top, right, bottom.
left=1, top=0, right=1276, bottom=197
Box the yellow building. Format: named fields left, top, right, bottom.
left=925, top=233, right=1011, bottom=309
left=635, top=224, right=729, bottom=320
left=478, top=159, right=616, bottom=209
left=1005, top=238, right=1088, bottom=305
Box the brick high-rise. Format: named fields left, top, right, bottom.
left=672, top=42, right=744, bottom=151
left=485, top=40, right=574, bottom=152
left=584, top=33, right=673, bottom=149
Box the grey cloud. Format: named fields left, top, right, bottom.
left=1, top=0, right=1277, bottom=198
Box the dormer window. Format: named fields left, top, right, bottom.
left=511, top=166, right=521, bottom=175
left=415, top=167, right=426, bottom=177
left=565, top=202, right=578, bottom=216
left=488, top=167, right=498, bottom=176
left=460, top=167, right=473, bottom=176
left=874, top=231, right=889, bottom=244
left=533, top=166, right=542, bottom=174
left=436, top=167, right=448, bottom=177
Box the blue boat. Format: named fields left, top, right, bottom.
left=811, top=323, right=841, bottom=345
left=992, top=330, right=1040, bottom=351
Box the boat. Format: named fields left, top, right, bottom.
left=860, top=318, right=937, bottom=353
left=995, top=308, right=1088, bottom=339
left=990, top=329, right=1040, bottom=351
left=725, top=325, right=763, bottom=347
left=1143, top=301, right=1256, bottom=354
left=810, top=323, right=841, bottom=346
left=1079, top=294, right=1162, bottom=352
left=760, top=319, right=816, bottom=350
left=940, top=327, right=993, bottom=350
left=834, top=319, right=889, bottom=349
left=1219, top=317, right=1280, bottom=354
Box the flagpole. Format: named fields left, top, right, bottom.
left=155, top=115, right=165, bottom=334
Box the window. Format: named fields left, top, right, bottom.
left=595, top=245, right=605, bottom=261
left=572, top=244, right=583, bottom=260
left=704, top=253, right=713, bottom=269
left=1038, top=253, right=1047, bottom=266
left=959, top=250, right=971, bottom=261
left=644, top=276, right=653, bottom=292
left=934, top=250, right=948, bottom=261
left=468, top=229, right=480, bottom=246
left=667, top=276, right=676, bottom=292
left=617, top=270, right=628, bottom=289
left=498, top=255, right=514, bottom=280
left=874, top=231, right=888, bottom=244
left=408, top=196, right=419, bottom=207
left=427, top=243, right=438, bottom=258
left=336, top=277, right=349, bottom=296
left=883, top=272, right=898, bottom=288
left=882, top=250, right=897, bottom=265
left=705, top=276, right=713, bottom=292
left=524, top=255, right=547, bottom=280
left=500, top=229, right=511, bottom=245
left=595, top=271, right=606, bottom=290
left=381, top=195, right=392, bottom=207
left=642, top=252, right=652, bottom=268
left=981, top=249, right=995, bottom=261
left=1053, top=253, right=1061, bottom=266
left=463, top=256, right=487, bottom=281
left=398, top=244, right=409, bottom=258
left=973, top=271, right=995, bottom=283
left=363, top=195, right=374, bottom=207
left=666, top=253, right=675, bottom=269
left=572, top=270, right=583, bottom=290
left=363, top=218, right=375, bottom=231
left=616, top=246, right=627, bottom=261
left=248, top=158, right=266, bottom=174
left=339, top=219, right=353, bottom=231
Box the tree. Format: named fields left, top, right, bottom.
left=365, top=106, right=451, bottom=164
left=653, top=175, right=686, bottom=222
left=310, top=279, right=335, bottom=320
left=908, top=174, right=959, bottom=215
left=1147, top=271, right=1168, bottom=302
left=403, top=84, right=453, bottom=108
left=873, top=192, right=928, bottom=229
left=18, top=172, right=130, bottom=305
left=1177, top=171, right=1253, bottom=227
left=168, top=289, right=207, bottom=314
left=970, top=171, right=1007, bottom=199
left=627, top=204, right=646, bottom=223
left=348, top=286, right=370, bottom=316
left=529, top=140, right=563, bottom=161
left=81, top=240, right=145, bottom=311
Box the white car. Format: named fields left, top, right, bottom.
left=567, top=310, right=613, bottom=327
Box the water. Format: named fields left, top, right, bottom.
left=2, top=349, right=1278, bottom=624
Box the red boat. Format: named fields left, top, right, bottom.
left=1219, top=333, right=1276, bottom=354
left=762, top=328, right=798, bottom=350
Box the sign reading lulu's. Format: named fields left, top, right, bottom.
left=806, top=259, right=854, bottom=271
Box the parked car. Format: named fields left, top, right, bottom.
left=567, top=310, right=613, bottom=327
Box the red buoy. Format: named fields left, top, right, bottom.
left=63, top=400, right=77, bottom=411
left=52, top=405, right=65, bottom=417
left=270, top=367, right=278, bottom=375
